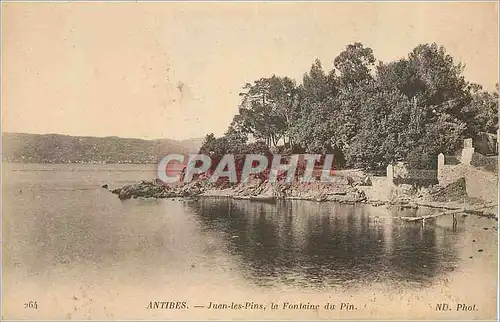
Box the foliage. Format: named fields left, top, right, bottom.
left=199, top=42, right=498, bottom=170
left=236, top=75, right=299, bottom=147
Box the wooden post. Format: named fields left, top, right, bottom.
left=437, top=153, right=445, bottom=182
left=387, top=164, right=394, bottom=183
left=461, top=138, right=475, bottom=165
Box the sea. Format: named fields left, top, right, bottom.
left=2, top=163, right=496, bottom=320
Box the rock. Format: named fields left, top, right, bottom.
left=113, top=180, right=178, bottom=199
left=430, top=177, right=467, bottom=202
left=330, top=177, right=352, bottom=185
left=111, top=188, right=121, bottom=194
left=250, top=195, right=276, bottom=203
left=233, top=195, right=251, bottom=200
left=101, top=184, right=109, bottom=189
left=408, top=202, right=419, bottom=209
left=113, top=176, right=367, bottom=203
left=329, top=191, right=347, bottom=196
left=315, top=196, right=327, bottom=202
left=118, top=189, right=132, bottom=200
left=354, top=189, right=367, bottom=202
left=153, top=191, right=167, bottom=198
left=399, top=184, right=416, bottom=195
left=360, top=176, right=372, bottom=186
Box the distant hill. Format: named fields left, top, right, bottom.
left=178, top=137, right=206, bottom=154
left=1, top=133, right=205, bottom=164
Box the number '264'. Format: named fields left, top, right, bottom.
left=24, top=301, right=38, bottom=309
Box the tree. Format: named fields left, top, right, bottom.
left=406, top=113, right=466, bottom=169
left=466, top=84, right=499, bottom=135
left=197, top=42, right=496, bottom=173
left=301, top=59, right=336, bottom=102
left=238, top=75, right=299, bottom=147
left=342, top=86, right=414, bottom=169
left=199, top=133, right=229, bottom=157
left=224, top=114, right=249, bottom=149
left=376, top=58, right=425, bottom=99
left=407, top=43, right=468, bottom=108
left=290, top=59, right=338, bottom=154
left=334, top=42, right=376, bottom=87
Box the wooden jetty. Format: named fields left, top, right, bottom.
left=396, top=203, right=497, bottom=223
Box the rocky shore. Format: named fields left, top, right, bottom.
left=108, top=176, right=367, bottom=204
left=105, top=174, right=497, bottom=218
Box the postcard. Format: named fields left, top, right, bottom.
left=2, top=1, right=498, bottom=320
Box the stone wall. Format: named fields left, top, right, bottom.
left=386, top=162, right=438, bottom=187
left=471, top=153, right=498, bottom=173
left=431, top=178, right=467, bottom=202
left=473, top=132, right=498, bottom=156
left=437, top=138, right=498, bottom=203
left=465, top=167, right=498, bottom=202
left=438, top=163, right=468, bottom=187
left=357, top=176, right=393, bottom=202
left=376, top=138, right=498, bottom=202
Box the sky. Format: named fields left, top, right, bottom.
left=2, top=2, right=498, bottom=140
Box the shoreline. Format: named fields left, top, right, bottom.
left=106, top=178, right=498, bottom=220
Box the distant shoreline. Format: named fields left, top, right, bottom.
left=2, top=161, right=160, bottom=165
left=2, top=132, right=204, bottom=165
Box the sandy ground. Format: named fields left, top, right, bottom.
left=3, top=213, right=497, bottom=320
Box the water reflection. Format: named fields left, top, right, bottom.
left=186, top=199, right=459, bottom=289
left=3, top=162, right=461, bottom=293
